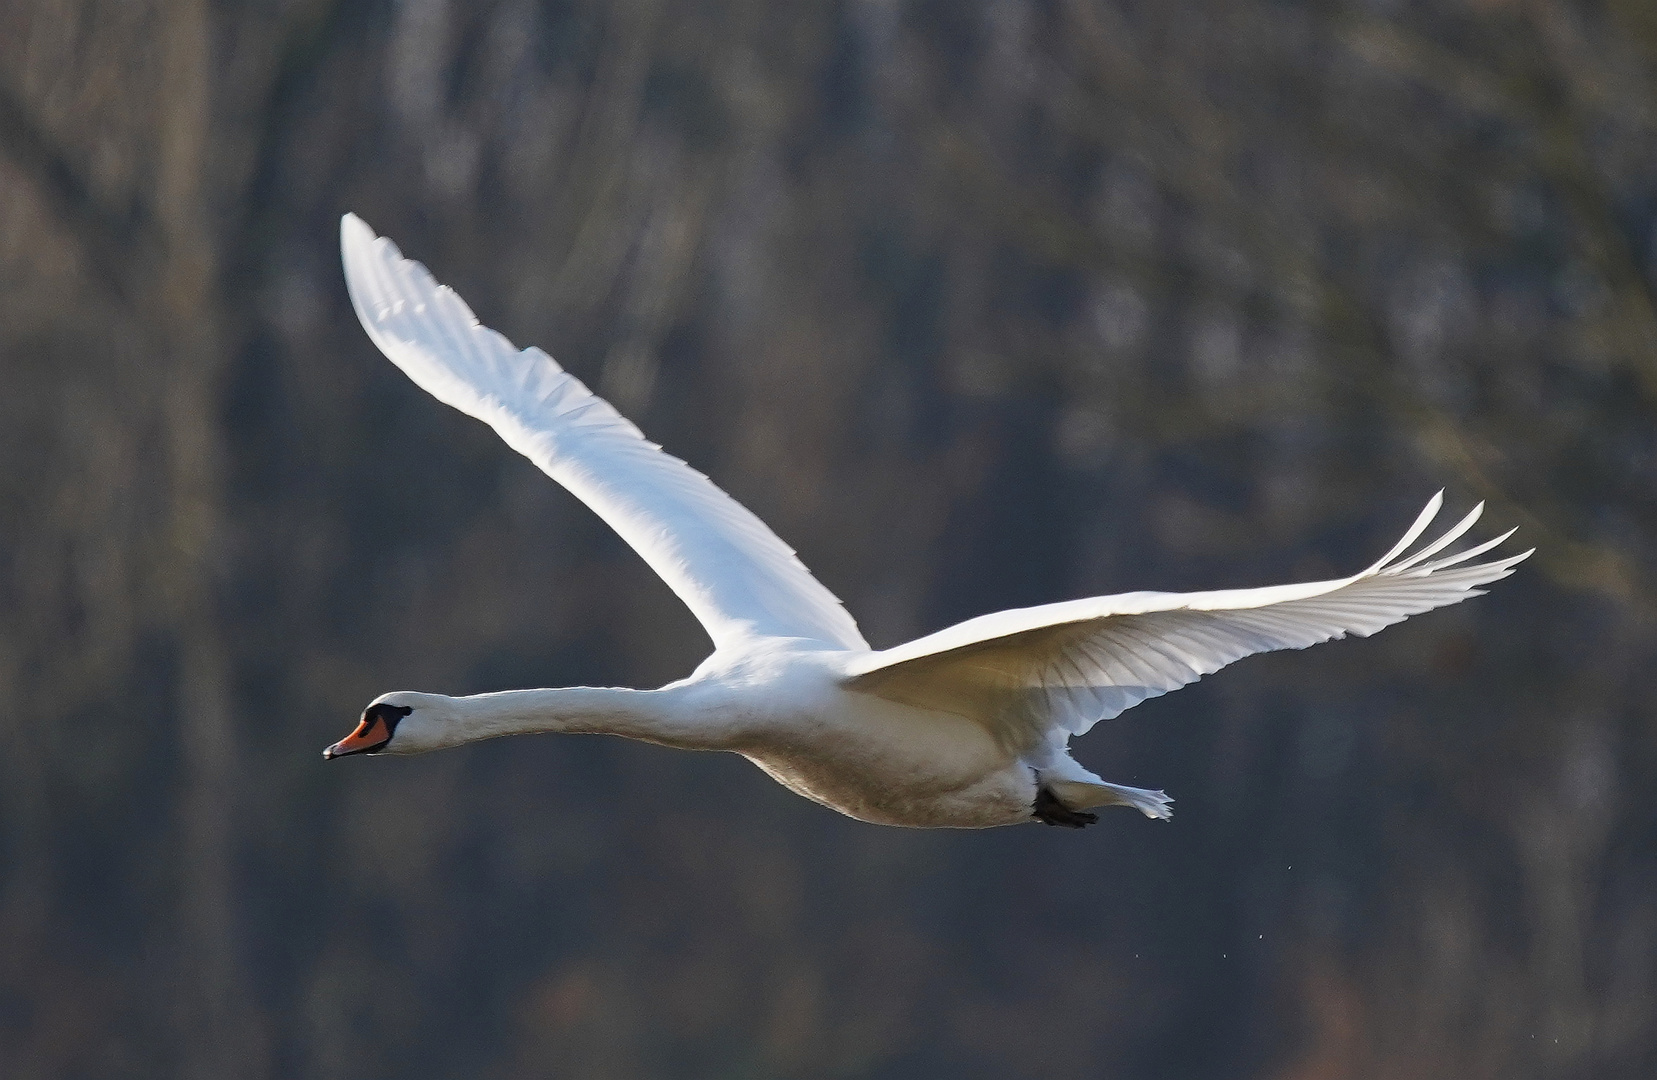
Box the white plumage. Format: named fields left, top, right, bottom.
left=326, top=214, right=1531, bottom=830
left=340, top=216, right=866, bottom=653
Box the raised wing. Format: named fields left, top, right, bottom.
left=341, top=214, right=867, bottom=652
left=844, top=494, right=1528, bottom=751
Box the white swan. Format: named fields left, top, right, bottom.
left=324, top=214, right=1531, bottom=829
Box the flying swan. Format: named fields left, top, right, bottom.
left=325, top=214, right=1530, bottom=829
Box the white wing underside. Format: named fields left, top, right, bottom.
left=845, top=493, right=1529, bottom=752
left=341, top=214, right=867, bottom=652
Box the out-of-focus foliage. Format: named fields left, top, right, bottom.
left=0, top=1, right=1653, bottom=1077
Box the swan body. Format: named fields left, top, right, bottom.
left=326, top=214, right=1531, bottom=829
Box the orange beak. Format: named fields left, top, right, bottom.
left=323, top=714, right=391, bottom=759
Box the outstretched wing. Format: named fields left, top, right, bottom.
left=844, top=494, right=1528, bottom=751
left=341, top=214, right=867, bottom=652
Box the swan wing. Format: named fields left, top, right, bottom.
left=340, top=214, right=867, bottom=651
left=844, top=494, right=1528, bottom=751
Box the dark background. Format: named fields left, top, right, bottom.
left=2, top=1, right=1654, bottom=1077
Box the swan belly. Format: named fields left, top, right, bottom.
left=740, top=696, right=1037, bottom=829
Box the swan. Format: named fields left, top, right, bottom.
left=324, top=214, right=1530, bottom=829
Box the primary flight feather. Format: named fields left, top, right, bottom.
left=327, top=214, right=1530, bottom=829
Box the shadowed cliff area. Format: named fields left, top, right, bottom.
left=1, top=1, right=1655, bottom=1077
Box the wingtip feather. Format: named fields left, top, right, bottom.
left=1388, top=500, right=1486, bottom=574
left=340, top=211, right=375, bottom=250
left=1364, top=491, right=1445, bottom=574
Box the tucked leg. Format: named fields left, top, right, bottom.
left=1032, top=787, right=1099, bottom=828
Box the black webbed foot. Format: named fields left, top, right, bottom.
left=1033, top=787, right=1098, bottom=828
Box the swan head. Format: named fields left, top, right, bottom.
left=324, top=691, right=454, bottom=758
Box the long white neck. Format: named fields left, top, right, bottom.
left=435, top=684, right=729, bottom=751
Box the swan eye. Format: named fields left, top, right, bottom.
left=366, top=703, right=413, bottom=731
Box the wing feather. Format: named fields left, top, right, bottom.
left=845, top=498, right=1528, bottom=750
left=341, top=215, right=867, bottom=652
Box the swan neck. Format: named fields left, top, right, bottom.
left=450, top=685, right=719, bottom=749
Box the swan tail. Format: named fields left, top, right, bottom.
left=1047, top=779, right=1173, bottom=820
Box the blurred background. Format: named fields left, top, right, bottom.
left=0, top=1, right=1653, bottom=1077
